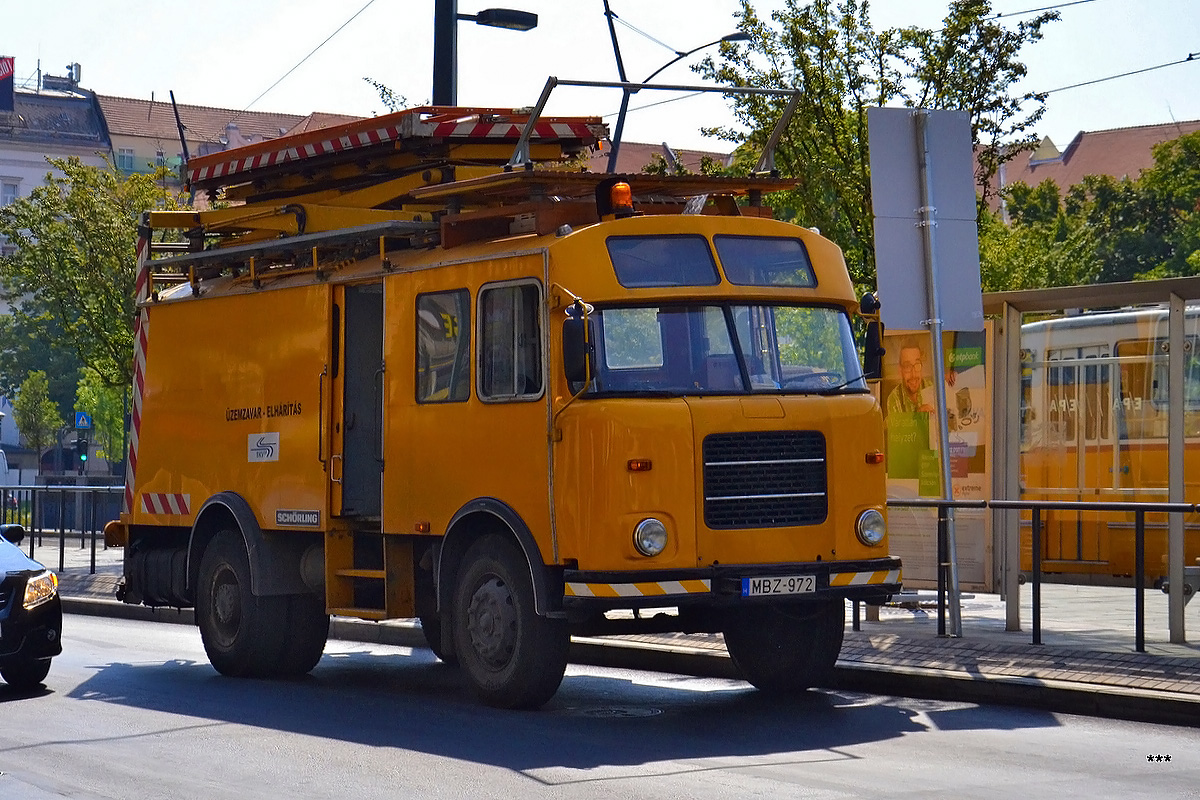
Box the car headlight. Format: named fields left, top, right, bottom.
left=23, top=569, right=58, bottom=610
left=855, top=509, right=886, bottom=547
left=633, top=518, right=668, bottom=557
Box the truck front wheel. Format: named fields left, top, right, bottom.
left=451, top=535, right=568, bottom=709
left=196, top=530, right=288, bottom=678
left=722, top=599, right=845, bottom=693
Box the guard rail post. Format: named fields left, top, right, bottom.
left=1032, top=507, right=1042, bottom=646
left=937, top=503, right=948, bottom=637
left=90, top=488, right=98, bottom=574
left=1136, top=508, right=1145, bottom=653
left=57, top=486, right=67, bottom=573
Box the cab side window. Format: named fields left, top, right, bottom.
left=416, top=290, right=470, bottom=403
left=479, top=282, right=542, bottom=401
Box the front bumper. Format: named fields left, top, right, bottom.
left=0, top=595, right=63, bottom=666
left=563, top=556, right=902, bottom=611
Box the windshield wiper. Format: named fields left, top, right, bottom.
left=812, top=374, right=869, bottom=395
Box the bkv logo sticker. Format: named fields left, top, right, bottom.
left=248, top=433, right=280, bottom=462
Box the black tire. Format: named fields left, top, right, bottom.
left=722, top=599, right=845, bottom=693
left=278, top=592, right=329, bottom=676
left=196, top=530, right=288, bottom=678
left=1, top=658, right=51, bottom=690
left=419, top=612, right=457, bottom=665
left=451, top=535, right=568, bottom=709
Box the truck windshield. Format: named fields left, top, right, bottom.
left=585, top=304, right=866, bottom=395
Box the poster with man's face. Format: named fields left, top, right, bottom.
left=881, top=327, right=992, bottom=589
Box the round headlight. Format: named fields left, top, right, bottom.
left=633, top=518, right=668, bottom=557
left=855, top=509, right=886, bottom=547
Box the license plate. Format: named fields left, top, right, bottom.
left=741, top=575, right=816, bottom=597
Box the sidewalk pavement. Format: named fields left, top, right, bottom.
left=36, top=534, right=1200, bottom=727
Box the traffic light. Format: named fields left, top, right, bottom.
left=73, top=438, right=88, bottom=474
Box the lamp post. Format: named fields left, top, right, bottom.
left=433, top=0, right=538, bottom=106
left=606, top=32, right=750, bottom=173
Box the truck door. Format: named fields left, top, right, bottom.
left=333, top=281, right=384, bottom=517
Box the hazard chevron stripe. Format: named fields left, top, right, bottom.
left=188, top=117, right=600, bottom=186
left=140, top=493, right=192, bottom=516
left=828, top=569, right=902, bottom=587
left=564, top=579, right=711, bottom=598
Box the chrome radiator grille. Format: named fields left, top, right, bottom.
left=703, top=431, right=828, bottom=528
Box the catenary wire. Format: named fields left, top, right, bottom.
left=217, top=0, right=378, bottom=137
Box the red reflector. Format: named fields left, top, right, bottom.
left=865, top=451, right=885, bottom=465
left=627, top=459, right=653, bottom=472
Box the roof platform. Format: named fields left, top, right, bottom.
left=186, top=106, right=607, bottom=195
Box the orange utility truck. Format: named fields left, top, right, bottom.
left=106, top=98, right=900, bottom=708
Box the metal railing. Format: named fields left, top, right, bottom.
left=1, top=484, right=123, bottom=575
left=887, top=497, right=1196, bottom=652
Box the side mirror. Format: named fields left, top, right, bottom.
left=0, top=523, right=25, bottom=545
left=563, top=317, right=594, bottom=385
left=863, top=320, right=885, bottom=380
left=860, top=292, right=881, bottom=316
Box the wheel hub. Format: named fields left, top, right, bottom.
left=211, top=567, right=241, bottom=646
left=466, top=576, right=517, bottom=670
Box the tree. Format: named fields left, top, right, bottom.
left=0, top=157, right=186, bottom=389
left=990, top=130, right=1200, bottom=288
left=0, top=305, right=83, bottom=420
left=12, top=371, right=61, bottom=475
left=74, top=367, right=127, bottom=467
left=696, top=0, right=1056, bottom=288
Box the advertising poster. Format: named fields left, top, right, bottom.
left=881, top=326, right=993, bottom=590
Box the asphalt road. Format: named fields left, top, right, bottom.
left=1, top=615, right=1197, bottom=800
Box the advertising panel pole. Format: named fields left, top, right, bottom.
left=916, top=110, right=962, bottom=636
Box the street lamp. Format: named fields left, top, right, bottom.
left=606, top=32, right=751, bottom=173
left=433, top=0, right=538, bottom=106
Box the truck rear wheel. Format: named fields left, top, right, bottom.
left=451, top=535, right=568, bottom=709
left=197, top=531, right=288, bottom=678
left=722, top=599, right=845, bottom=693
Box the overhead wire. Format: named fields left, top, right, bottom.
left=1040, top=52, right=1198, bottom=94
left=216, top=0, right=377, bottom=137
left=990, top=0, right=1099, bottom=20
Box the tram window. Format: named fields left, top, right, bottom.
left=416, top=289, right=470, bottom=403
left=1045, top=345, right=1111, bottom=442
left=1148, top=336, right=1200, bottom=410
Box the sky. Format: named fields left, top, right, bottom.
left=3, top=0, right=1198, bottom=153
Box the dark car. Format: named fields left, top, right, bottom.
left=0, top=524, right=61, bottom=689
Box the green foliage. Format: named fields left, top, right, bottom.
left=364, top=78, right=409, bottom=113
left=0, top=157, right=185, bottom=388
left=12, top=371, right=61, bottom=473
left=989, top=130, right=1200, bottom=288
left=0, top=308, right=83, bottom=419
left=74, top=367, right=127, bottom=464
left=695, top=0, right=1056, bottom=289
left=977, top=207, right=1097, bottom=291
left=641, top=152, right=730, bottom=176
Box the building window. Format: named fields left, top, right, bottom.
left=117, top=148, right=135, bottom=171
left=478, top=280, right=543, bottom=401
left=1, top=180, right=18, bottom=207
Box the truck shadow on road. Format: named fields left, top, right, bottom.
left=64, top=645, right=1060, bottom=778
